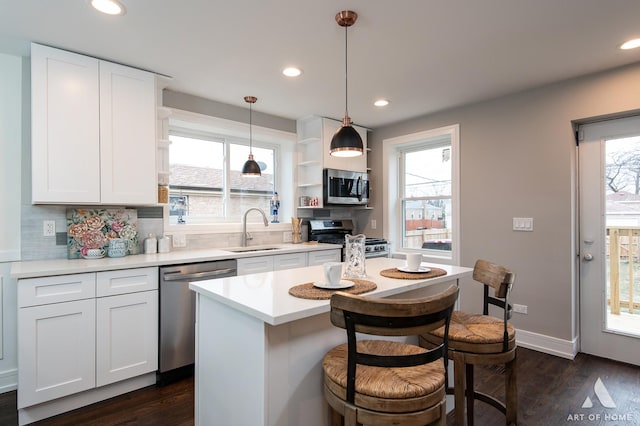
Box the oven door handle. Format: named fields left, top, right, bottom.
left=163, top=268, right=236, bottom=281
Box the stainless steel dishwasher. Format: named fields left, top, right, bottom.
left=158, top=259, right=237, bottom=384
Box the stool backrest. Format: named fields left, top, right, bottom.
left=329, top=285, right=459, bottom=402
left=473, top=259, right=516, bottom=351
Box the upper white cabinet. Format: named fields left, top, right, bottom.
left=296, top=116, right=367, bottom=208
left=31, top=43, right=157, bottom=205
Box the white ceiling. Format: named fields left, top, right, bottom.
left=1, top=0, right=640, bottom=129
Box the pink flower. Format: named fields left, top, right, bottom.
left=110, top=221, right=124, bottom=232
left=85, top=215, right=105, bottom=231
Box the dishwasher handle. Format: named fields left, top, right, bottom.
left=163, top=268, right=236, bottom=282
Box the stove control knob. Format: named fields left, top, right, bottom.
left=365, top=246, right=372, bottom=252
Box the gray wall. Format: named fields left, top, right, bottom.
left=366, top=62, right=640, bottom=343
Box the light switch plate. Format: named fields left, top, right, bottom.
left=513, top=217, right=533, bottom=232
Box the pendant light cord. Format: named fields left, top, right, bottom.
left=344, top=23, right=349, bottom=119
left=249, top=102, right=253, bottom=155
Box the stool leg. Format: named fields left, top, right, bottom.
left=453, top=351, right=466, bottom=426
left=466, top=363, right=475, bottom=426
left=330, top=408, right=343, bottom=426
left=505, top=356, right=517, bottom=425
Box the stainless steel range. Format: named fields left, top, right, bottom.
left=307, top=219, right=389, bottom=259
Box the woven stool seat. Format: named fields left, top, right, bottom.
left=323, top=341, right=445, bottom=412
left=425, top=311, right=516, bottom=353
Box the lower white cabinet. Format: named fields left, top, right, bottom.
left=17, top=267, right=158, bottom=409
left=237, top=250, right=341, bottom=275
left=237, top=256, right=275, bottom=275
left=96, top=290, right=158, bottom=387
left=273, top=252, right=307, bottom=271
left=307, top=249, right=341, bottom=266
left=18, top=298, right=96, bottom=408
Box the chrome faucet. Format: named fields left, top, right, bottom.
left=242, top=208, right=269, bottom=247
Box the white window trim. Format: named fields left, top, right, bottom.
left=382, top=124, right=460, bottom=265
left=163, top=108, right=296, bottom=235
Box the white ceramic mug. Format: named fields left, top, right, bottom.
left=405, top=253, right=423, bottom=271
left=323, top=262, right=343, bottom=286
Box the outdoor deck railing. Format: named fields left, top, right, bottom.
left=607, top=226, right=640, bottom=315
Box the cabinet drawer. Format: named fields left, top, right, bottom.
left=18, top=273, right=96, bottom=308
left=97, top=267, right=158, bottom=297
left=307, top=249, right=341, bottom=266
left=273, top=253, right=307, bottom=271
left=237, top=257, right=274, bottom=275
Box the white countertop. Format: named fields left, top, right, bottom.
left=10, top=243, right=342, bottom=279
left=189, top=257, right=473, bottom=326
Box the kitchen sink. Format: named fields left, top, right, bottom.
left=226, top=246, right=283, bottom=253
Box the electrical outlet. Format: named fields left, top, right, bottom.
left=283, top=231, right=293, bottom=243
left=371, top=219, right=377, bottom=229
left=513, top=304, right=528, bottom=314
left=43, top=220, right=56, bottom=237
left=173, top=233, right=187, bottom=248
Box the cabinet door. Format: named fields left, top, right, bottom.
left=322, top=118, right=367, bottom=172
left=31, top=43, right=101, bottom=203
left=273, top=253, right=307, bottom=271
left=237, top=256, right=274, bottom=275
left=99, top=61, right=157, bottom=204
left=18, top=299, right=96, bottom=408
left=307, top=249, right=342, bottom=266
left=96, top=290, right=158, bottom=387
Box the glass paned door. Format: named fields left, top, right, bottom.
left=579, top=116, right=640, bottom=365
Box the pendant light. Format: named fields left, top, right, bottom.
left=242, top=96, right=262, bottom=177
left=330, top=10, right=363, bottom=158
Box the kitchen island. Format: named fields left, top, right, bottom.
left=189, top=257, right=473, bottom=426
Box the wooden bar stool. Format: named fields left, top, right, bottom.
left=322, top=285, right=459, bottom=426
left=419, top=259, right=517, bottom=425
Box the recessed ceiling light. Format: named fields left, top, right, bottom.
left=90, top=0, right=126, bottom=16
left=620, top=38, right=640, bottom=50
left=282, top=67, right=302, bottom=77
left=374, top=99, right=390, bottom=107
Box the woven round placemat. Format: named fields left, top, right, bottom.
left=289, top=279, right=377, bottom=300
left=379, top=267, right=447, bottom=280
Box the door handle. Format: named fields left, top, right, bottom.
left=583, top=253, right=594, bottom=261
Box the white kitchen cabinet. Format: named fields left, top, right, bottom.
left=296, top=116, right=367, bottom=208
left=273, top=252, right=307, bottom=271
left=237, top=250, right=341, bottom=275
left=98, top=60, right=157, bottom=204
left=17, top=267, right=158, bottom=413
left=237, top=256, right=275, bottom=275
left=96, top=290, right=158, bottom=387
left=18, top=298, right=96, bottom=408
left=307, top=249, right=341, bottom=265
left=31, top=43, right=157, bottom=205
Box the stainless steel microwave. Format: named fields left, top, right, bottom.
left=323, top=168, right=370, bottom=205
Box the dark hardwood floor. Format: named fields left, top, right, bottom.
left=1, top=347, right=639, bottom=425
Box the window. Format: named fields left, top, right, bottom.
left=383, top=124, right=459, bottom=264
left=164, top=109, right=296, bottom=231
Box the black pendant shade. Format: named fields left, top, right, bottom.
left=242, top=95, right=261, bottom=177
left=242, top=154, right=262, bottom=176
left=330, top=122, right=363, bottom=157
left=330, top=10, right=363, bottom=158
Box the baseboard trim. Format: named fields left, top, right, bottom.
left=516, top=328, right=578, bottom=360
left=0, top=368, right=18, bottom=393
left=18, top=372, right=156, bottom=425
